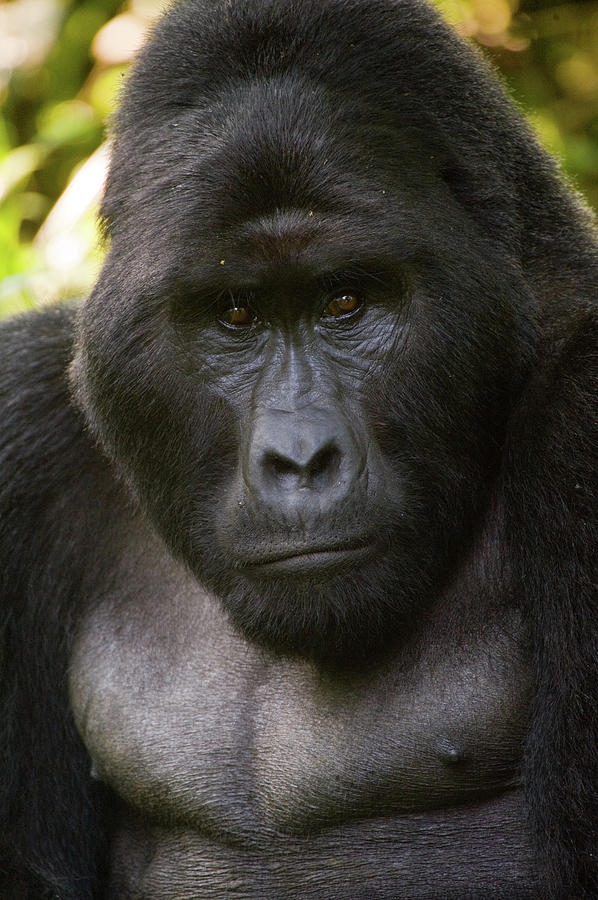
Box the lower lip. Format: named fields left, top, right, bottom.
left=243, top=545, right=374, bottom=575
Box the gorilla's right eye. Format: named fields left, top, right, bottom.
left=218, top=294, right=257, bottom=329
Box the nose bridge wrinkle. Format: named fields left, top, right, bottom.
left=268, top=333, right=315, bottom=409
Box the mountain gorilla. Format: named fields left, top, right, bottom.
left=1, top=0, right=598, bottom=897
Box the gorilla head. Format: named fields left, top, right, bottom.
left=72, top=0, right=539, bottom=661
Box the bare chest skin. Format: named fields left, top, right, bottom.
left=70, top=540, right=537, bottom=898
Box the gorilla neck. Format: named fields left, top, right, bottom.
left=70, top=523, right=531, bottom=856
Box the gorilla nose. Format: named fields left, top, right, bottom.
left=246, top=407, right=359, bottom=500
left=263, top=440, right=341, bottom=489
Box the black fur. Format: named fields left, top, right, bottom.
left=1, top=1, right=597, bottom=897
left=0, top=306, right=114, bottom=897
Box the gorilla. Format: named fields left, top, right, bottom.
left=1, top=0, right=597, bottom=897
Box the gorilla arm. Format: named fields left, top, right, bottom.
left=505, top=308, right=598, bottom=898
left=0, top=304, right=117, bottom=898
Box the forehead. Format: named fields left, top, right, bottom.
left=107, top=75, right=452, bottom=288
left=205, top=78, right=437, bottom=209
left=130, top=74, right=438, bottom=222
left=189, top=89, right=439, bottom=233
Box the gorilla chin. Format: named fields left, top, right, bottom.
left=216, top=565, right=415, bottom=662
left=201, top=527, right=430, bottom=661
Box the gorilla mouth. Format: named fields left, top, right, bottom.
left=240, top=542, right=376, bottom=575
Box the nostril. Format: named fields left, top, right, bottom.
left=307, top=442, right=341, bottom=480
left=263, top=451, right=301, bottom=479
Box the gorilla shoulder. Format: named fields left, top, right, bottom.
left=0, top=304, right=117, bottom=532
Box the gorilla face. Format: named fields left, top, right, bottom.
left=72, top=14, right=534, bottom=661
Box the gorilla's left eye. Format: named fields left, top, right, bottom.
left=218, top=295, right=257, bottom=329
left=322, top=293, right=362, bottom=320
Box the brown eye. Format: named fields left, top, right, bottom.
left=219, top=296, right=256, bottom=328
left=323, top=293, right=362, bottom=319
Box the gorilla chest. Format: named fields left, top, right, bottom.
left=70, top=582, right=530, bottom=839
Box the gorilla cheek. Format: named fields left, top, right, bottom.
left=76, top=336, right=242, bottom=574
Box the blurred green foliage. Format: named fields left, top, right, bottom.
left=0, top=0, right=597, bottom=318
left=439, top=0, right=598, bottom=202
